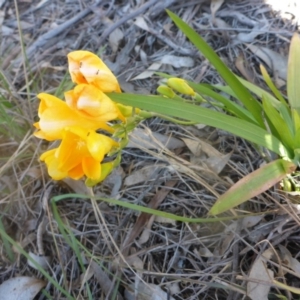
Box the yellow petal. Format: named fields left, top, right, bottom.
left=65, top=84, right=119, bottom=121
left=82, top=157, right=101, bottom=180
left=86, top=131, right=118, bottom=161
left=68, top=164, right=85, bottom=180
left=67, top=51, right=121, bottom=93
left=40, top=149, right=68, bottom=180
left=35, top=93, right=115, bottom=140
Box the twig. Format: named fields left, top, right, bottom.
left=14, top=1, right=103, bottom=65
left=98, top=0, right=158, bottom=45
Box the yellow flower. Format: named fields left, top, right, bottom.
left=67, top=50, right=121, bottom=93
left=64, top=84, right=125, bottom=122
left=34, top=93, right=114, bottom=141
left=40, top=127, right=119, bottom=181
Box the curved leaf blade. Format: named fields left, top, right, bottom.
left=209, top=159, right=296, bottom=215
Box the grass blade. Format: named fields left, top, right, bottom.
left=166, top=10, right=264, bottom=127
left=209, top=159, right=296, bottom=215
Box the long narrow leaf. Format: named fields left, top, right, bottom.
left=209, top=159, right=296, bottom=215
left=218, top=78, right=294, bottom=133
left=260, top=64, right=287, bottom=106
left=166, top=10, right=264, bottom=127
left=287, top=33, right=300, bottom=111
left=189, top=82, right=256, bottom=123
left=108, top=92, right=290, bottom=158
left=262, top=95, right=294, bottom=151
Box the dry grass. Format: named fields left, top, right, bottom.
left=1, top=0, right=300, bottom=299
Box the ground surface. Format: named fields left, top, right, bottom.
left=1, top=0, right=300, bottom=299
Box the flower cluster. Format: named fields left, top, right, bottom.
left=34, top=51, right=129, bottom=184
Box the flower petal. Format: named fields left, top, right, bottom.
left=35, top=93, right=115, bottom=140
left=82, top=157, right=101, bottom=180
left=40, top=149, right=68, bottom=180
left=65, top=84, right=120, bottom=121
left=67, top=51, right=121, bottom=93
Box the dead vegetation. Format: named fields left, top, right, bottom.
left=1, top=0, right=300, bottom=299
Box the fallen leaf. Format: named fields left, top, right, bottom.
left=210, top=0, right=224, bottom=20
left=131, top=62, right=162, bottom=80
left=235, top=54, right=255, bottom=83
left=134, top=16, right=149, bottom=31
left=28, top=252, right=50, bottom=270
left=241, top=215, right=264, bottom=228
left=248, top=248, right=274, bottom=300
left=128, top=128, right=185, bottom=150
left=124, top=165, right=160, bottom=187
left=109, top=28, right=124, bottom=53
left=90, top=261, right=124, bottom=299
left=236, top=22, right=269, bottom=44
left=125, top=282, right=175, bottom=300
left=182, top=138, right=230, bottom=174
left=161, top=55, right=194, bottom=68
left=0, top=276, right=46, bottom=300
left=247, top=44, right=288, bottom=79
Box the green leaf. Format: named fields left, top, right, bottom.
left=293, top=109, right=300, bottom=148
left=209, top=159, right=296, bottom=215
left=189, top=82, right=257, bottom=123
left=108, top=92, right=290, bottom=158
left=166, top=10, right=264, bottom=127
left=260, top=64, right=287, bottom=106
left=287, top=33, right=300, bottom=111
left=220, top=77, right=294, bottom=134
left=262, top=94, right=294, bottom=151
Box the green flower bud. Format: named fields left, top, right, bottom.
left=167, top=78, right=195, bottom=96
left=157, top=85, right=175, bottom=98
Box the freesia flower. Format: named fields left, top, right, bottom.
left=67, top=50, right=121, bottom=93
left=64, top=84, right=125, bottom=122
left=34, top=93, right=114, bottom=141
left=40, top=127, right=119, bottom=181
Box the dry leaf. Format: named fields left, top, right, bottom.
left=247, top=44, right=288, bottom=79
left=241, top=215, right=264, bottom=228
left=247, top=248, right=274, bottom=300
left=109, top=28, right=124, bottom=53
left=125, top=282, right=175, bottom=300
left=124, top=165, right=160, bottom=187
left=134, top=16, right=149, bottom=31
left=131, top=62, right=162, bottom=80
left=236, top=22, right=269, bottom=44
left=161, top=55, right=194, bottom=68
left=0, top=276, right=46, bottom=300
left=28, top=252, right=50, bottom=270
left=182, top=138, right=230, bottom=174
left=235, top=54, right=255, bottom=83
left=210, top=0, right=224, bottom=20
left=128, top=128, right=185, bottom=150
left=90, top=261, right=123, bottom=299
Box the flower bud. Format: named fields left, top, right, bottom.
left=167, top=78, right=195, bottom=96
